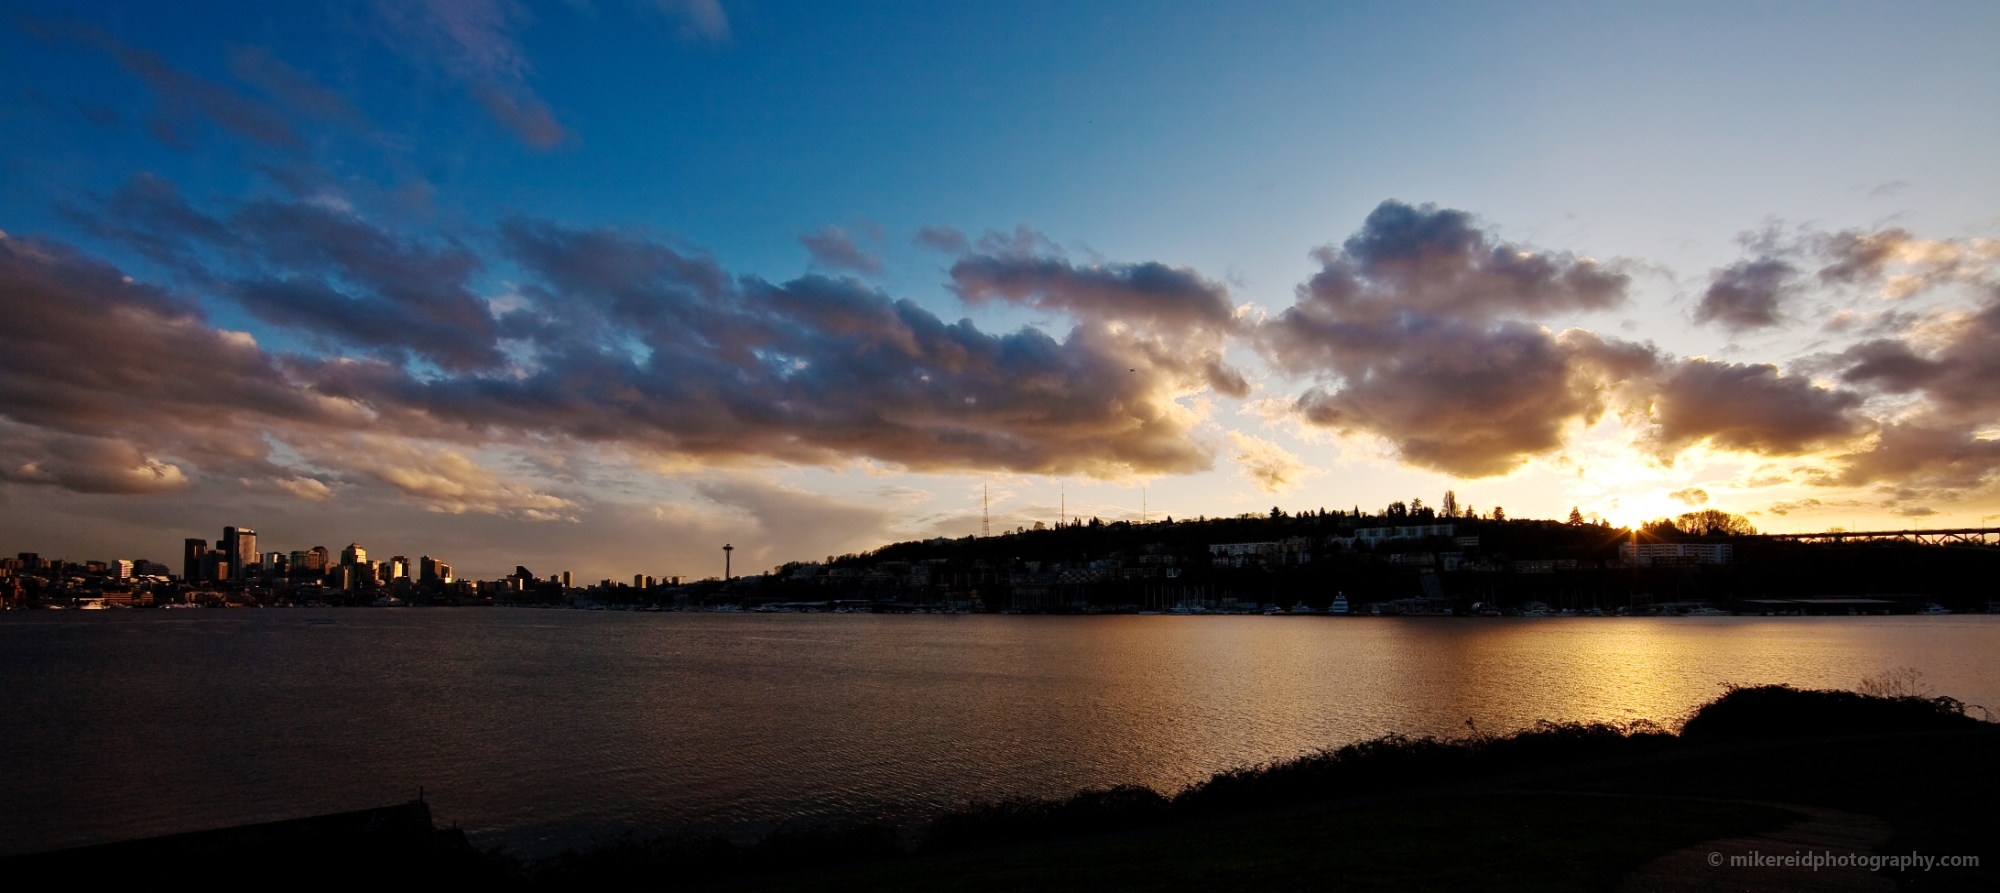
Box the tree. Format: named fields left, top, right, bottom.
left=1567, top=506, right=1585, bottom=526
left=1673, top=509, right=1756, bottom=537
left=1492, top=506, right=1506, bottom=521
left=1271, top=506, right=1287, bottom=519
left=1441, top=490, right=1458, bottom=517
left=1385, top=501, right=1409, bottom=520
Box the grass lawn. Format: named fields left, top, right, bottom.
left=741, top=793, right=1797, bottom=893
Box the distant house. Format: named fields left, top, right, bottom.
left=1618, top=542, right=1732, bottom=565
left=1351, top=524, right=1456, bottom=547
left=1208, top=539, right=1313, bottom=567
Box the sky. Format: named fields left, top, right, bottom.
left=1, top=0, right=1997, bottom=582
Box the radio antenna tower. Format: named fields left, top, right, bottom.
left=982, top=484, right=990, bottom=537
left=1142, top=486, right=1147, bottom=524
left=1060, top=481, right=1065, bottom=528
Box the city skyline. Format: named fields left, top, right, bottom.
left=2, top=2, right=1997, bottom=583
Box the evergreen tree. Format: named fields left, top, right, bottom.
left=1568, top=506, right=1585, bottom=526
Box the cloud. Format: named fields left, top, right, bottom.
left=74, top=180, right=504, bottom=370
left=370, top=0, right=574, bottom=149
left=949, top=251, right=1241, bottom=335
left=1766, top=498, right=1822, bottom=515
left=696, top=477, right=897, bottom=565
left=1814, top=228, right=1999, bottom=298
left=1228, top=432, right=1312, bottom=494
left=799, top=225, right=883, bottom=275
left=1827, top=290, right=2000, bottom=492
left=1669, top=487, right=1709, bottom=506
left=225, top=45, right=367, bottom=127
left=0, top=233, right=354, bottom=495
left=469, top=84, right=572, bottom=149
left=0, top=424, right=191, bottom=494
left=1694, top=258, right=1794, bottom=330
left=652, top=0, right=730, bottom=41
left=276, top=219, right=1227, bottom=478
left=944, top=233, right=1248, bottom=398
left=1645, top=359, right=1866, bottom=458
left=1288, top=200, right=1629, bottom=322
left=274, top=476, right=335, bottom=501
left=40, top=20, right=301, bottom=148
left=1259, top=200, right=1645, bottom=477
left=915, top=225, right=970, bottom=254
left=294, top=436, right=575, bottom=519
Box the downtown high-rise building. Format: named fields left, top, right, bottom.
left=183, top=538, right=209, bottom=581
left=222, top=526, right=258, bottom=576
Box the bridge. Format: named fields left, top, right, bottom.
left=1756, top=527, right=2000, bottom=546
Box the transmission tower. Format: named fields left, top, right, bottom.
left=982, top=484, right=990, bottom=537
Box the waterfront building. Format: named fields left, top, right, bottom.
left=341, top=543, right=367, bottom=567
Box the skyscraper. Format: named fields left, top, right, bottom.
left=341, top=543, right=367, bottom=567
left=183, top=538, right=209, bottom=581
left=222, top=526, right=258, bottom=577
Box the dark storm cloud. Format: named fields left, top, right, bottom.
left=1259, top=200, right=1641, bottom=477
left=1694, top=258, right=1794, bottom=330
left=1646, top=359, right=1866, bottom=458
left=799, top=225, right=883, bottom=275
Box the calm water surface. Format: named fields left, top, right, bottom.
left=3, top=610, right=1996, bottom=856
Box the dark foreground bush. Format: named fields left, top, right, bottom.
left=1678, top=684, right=1984, bottom=741
left=514, top=821, right=900, bottom=888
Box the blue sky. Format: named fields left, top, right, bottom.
left=2, top=1, right=1996, bottom=580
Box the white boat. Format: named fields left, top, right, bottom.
left=1920, top=603, right=1952, bottom=615
left=1683, top=605, right=1729, bottom=616
left=1290, top=601, right=1313, bottom=615
left=1330, top=592, right=1349, bottom=615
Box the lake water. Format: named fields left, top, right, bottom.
left=3, top=610, right=1996, bottom=857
